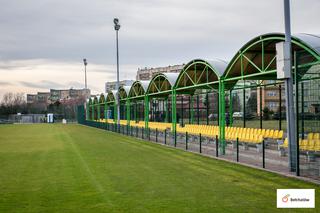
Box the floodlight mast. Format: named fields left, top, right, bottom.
left=283, top=0, right=297, bottom=174
left=114, top=18, right=121, bottom=132
left=83, top=58, right=88, bottom=90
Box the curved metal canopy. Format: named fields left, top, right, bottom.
left=119, top=85, right=131, bottom=100
left=99, top=94, right=105, bottom=103
left=93, top=96, right=99, bottom=104
left=87, top=98, right=92, bottom=105
left=294, top=33, right=320, bottom=55
left=146, top=73, right=179, bottom=95
left=89, top=32, right=320, bottom=101
left=128, top=80, right=150, bottom=98
left=223, top=33, right=320, bottom=89
left=106, top=90, right=117, bottom=103
left=174, top=58, right=227, bottom=92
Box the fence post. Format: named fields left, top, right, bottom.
left=164, top=129, right=167, bottom=145
left=156, top=128, right=158, bottom=142
left=136, top=126, right=138, bottom=137
left=262, top=140, right=265, bottom=168
left=186, top=132, right=188, bottom=150
left=236, top=137, right=239, bottom=162
left=199, top=133, right=202, bottom=153
left=174, top=130, right=177, bottom=147
left=148, top=128, right=151, bottom=141
left=142, top=127, right=144, bottom=139
left=216, top=135, right=219, bottom=157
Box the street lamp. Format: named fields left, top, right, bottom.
left=114, top=18, right=121, bottom=132
left=83, top=58, right=88, bottom=90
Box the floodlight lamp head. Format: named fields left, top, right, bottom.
left=113, top=18, right=119, bottom=25
left=83, top=58, right=87, bottom=66
left=113, top=18, right=120, bottom=30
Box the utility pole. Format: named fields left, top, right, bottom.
left=114, top=18, right=121, bottom=132
left=83, top=58, right=88, bottom=90
left=283, top=0, right=297, bottom=172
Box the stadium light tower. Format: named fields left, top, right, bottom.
left=114, top=18, right=121, bottom=132
left=283, top=0, right=297, bottom=174
left=83, top=58, right=88, bottom=90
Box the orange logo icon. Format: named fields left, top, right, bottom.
left=282, top=194, right=290, bottom=203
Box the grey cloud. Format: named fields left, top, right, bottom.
left=1, top=0, right=320, bottom=96
left=0, top=0, right=319, bottom=66
left=19, top=80, right=64, bottom=89
left=0, top=81, right=12, bottom=86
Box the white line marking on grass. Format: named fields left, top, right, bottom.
left=62, top=132, right=114, bottom=206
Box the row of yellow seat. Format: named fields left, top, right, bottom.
left=307, top=133, right=320, bottom=141
left=94, top=120, right=281, bottom=145
left=226, top=132, right=264, bottom=144
left=226, top=127, right=283, bottom=140
left=129, top=121, right=171, bottom=131
left=148, top=122, right=171, bottom=131
left=176, top=124, right=285, bottom=144
left=281, top=136, right=320, bottom=151
left=177, top=124, right=265, bottom=143
left=176, top=124, right=217, bottom=135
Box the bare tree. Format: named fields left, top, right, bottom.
left=0, top=92, right=27, bottom=116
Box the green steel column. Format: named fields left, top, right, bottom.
left=91, top=105, right=94, bottom=120
left=181, top=95, right=184, bottom=126
left=243, top=87, right=246, bottom=128
left=217, top=91, right=219, bottom=125
left=165, top=97, right=168, bottom=123
left=144, top=95, right=149, bottom=130
left=190, top=95, right=194, bottom=124
left=260, top=87, right=263, bottom=129
left=104, top=103, right=108, bottom=120
left=171, top=90, right=177, bottom=133
left=86, top=103, right=89, bottom=120
left=294, top=51, right=300, bottom=176
left=134, top=101, right=137, bottom=122
left=229, top=90, right=233, bottom=127
left=126, top=99, right=130, bottom=125
left=279, top=85, right=282, bottom=130
left=113, top=103, right=117, bottom=122
left=196, top=94, right=200, bottom=124
left=97, top=104, right=101, bottom=121
left=206, top=92, right=209, bottom=125
left=219, top=79, right=226, bottom=155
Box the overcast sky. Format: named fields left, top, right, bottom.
left=0, top=0, right=319, bottom=98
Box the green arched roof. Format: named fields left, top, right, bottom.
left=88, top=33, right=320, bottom=99
left=128, top=80, right=150, bottom=99
left=93, top=96, right=99, bottom=104
left=99, top=94, right=105, bottom=103
left=223, top=33, right=320, bottom=89
left=87, top=97, right=92, bottom=105
left=119, top=85, right=131, bottom=100
left=174, top=58, right=227, bottom=92
left=146, top=73, right=179, bottom=96
left=106, top=90, right=117, bottom=103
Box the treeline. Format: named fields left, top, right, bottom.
left=0, top=92, right=85, bottom=120
left=0, top=93, right=27, bottom=116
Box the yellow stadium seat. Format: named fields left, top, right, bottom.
left=278, top=130, right=284, bottom=139
left=307, top=133, right=314, bottom=141
left=300, top=139, right=308, bottom=151
left=314, top=140, right=320, bottom=151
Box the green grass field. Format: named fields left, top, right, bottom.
left=0, top=124, right=319, bottom=212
